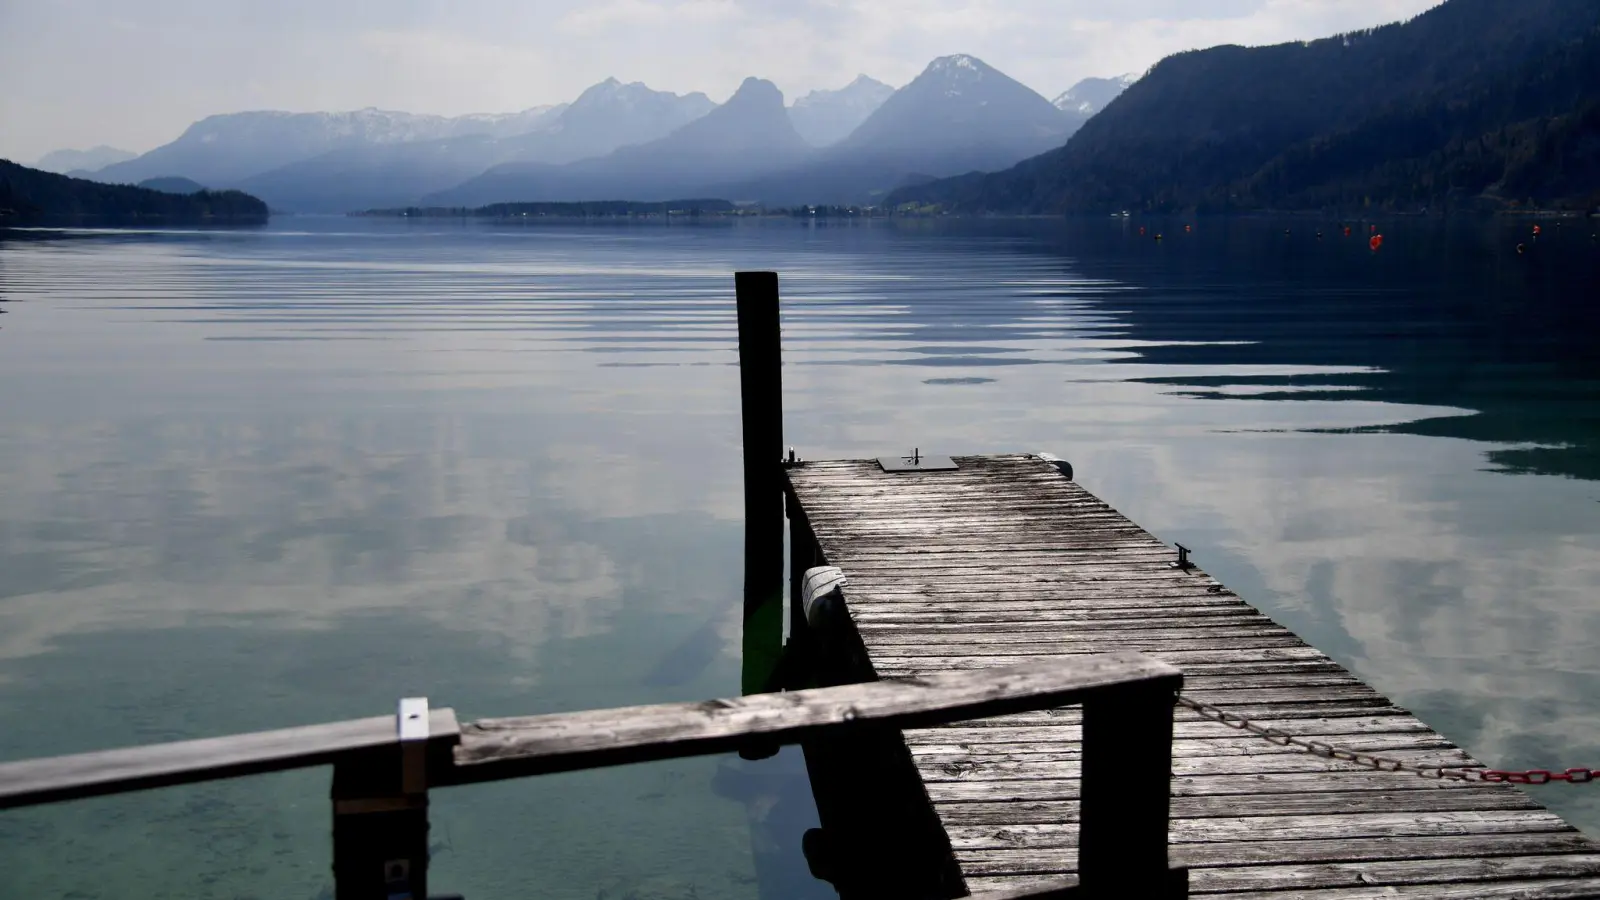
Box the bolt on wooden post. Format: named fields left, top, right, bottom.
left=736, top=271, right=785, bottom=699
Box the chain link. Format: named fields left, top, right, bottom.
left=1175, top=695, right=1599, bottom=785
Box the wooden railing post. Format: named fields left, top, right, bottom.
left=1079, top=678, right=1187, bottom=898
left=736, top=271, right=785, bottom=699
left=331, top=699, right=435, bottom=900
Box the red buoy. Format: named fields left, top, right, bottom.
left=1344, top=226, right=1352, bottom=236
left=1369, top=235, right=1384, bottom=251
left=1533, top=224, right=1542, bottom=236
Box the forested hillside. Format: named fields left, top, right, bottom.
left=1, top=161, right=268, bottom=223
left=890, top=0, right=1600, bottom=213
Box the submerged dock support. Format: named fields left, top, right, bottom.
left=736, top=271, right=785, bottom=698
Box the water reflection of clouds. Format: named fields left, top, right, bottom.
left=0, top=409, right=749, bottom=676
left=4, top=218, right=1599, bottom=857
left=1074, top=433, right=1600, bottom=777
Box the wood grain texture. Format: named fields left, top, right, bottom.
left=448, top=654, right=1178, bottom=782
left=786, top=454, right=1600, bottom=897
left=0, top=709, right=460, bottom=810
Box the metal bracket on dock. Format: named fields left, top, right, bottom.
left=1172, top=544, right=1194, bottom=571
left=878, top=448, right=958, bottom=472
left=398, top=697, right=430, bottom=795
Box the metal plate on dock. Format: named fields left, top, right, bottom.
left=878, top=453, right=958, bottom=472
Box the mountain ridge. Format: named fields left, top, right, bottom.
left=1051, top=74, right=1137, bottom=116
left=92, top=106, right=569, bottom=186
left=425, top=77, right=809, bottom=206
left=34, top=145, right=136, bottom=175
left=708, top=54, right=1083, bottom=205
left=891, top=0, right=1600, bottom=213
left=788, top=75, right=896, bottom=146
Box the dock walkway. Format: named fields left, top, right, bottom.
left=784, top=454, right=1600, bottom=898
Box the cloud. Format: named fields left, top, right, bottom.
left=0, top=0, right=1443, bottom=162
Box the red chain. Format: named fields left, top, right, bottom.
left=1482, top=769, right=1599, bottom=785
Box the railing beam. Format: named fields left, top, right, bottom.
left=0, top=709, right=459, bottom=811
left=444, top=655, right=1180, bottom=784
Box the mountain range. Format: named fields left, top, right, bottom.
left=33, top=145, right=137, bottom=175
left=705, top=56, right=1093, bottom=206
left=428, top=77, right=811, bottom=207
left=428, top=56, right=1096, bottom=208
left=892, top=0, right=1600, bottom=213
left=789, top=75, right=897, bottom=146
left=89, top=105, right=568, bottom=189
left=58, top=56, right=1120, bottom=213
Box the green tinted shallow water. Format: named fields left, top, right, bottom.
left=0, top=217, right=1597, bottom=898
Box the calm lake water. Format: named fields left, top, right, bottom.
left=0, top=216, right=1597, bottom=898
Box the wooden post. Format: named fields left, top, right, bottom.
left=737, top=271, right=784, bottom=698
left=1079, top=678, right=1186, bottom=898
left=331, top=751, right=430, bottom=900
left=332, top=699, right=437, bottom=900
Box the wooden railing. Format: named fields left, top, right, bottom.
left=0, top=654, right=1181, bottom=899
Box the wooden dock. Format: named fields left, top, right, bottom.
left=783, top=453, right=1600, bottom=898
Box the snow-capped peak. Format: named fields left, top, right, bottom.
left=1051, top=73, right=1138, bottom=116
left=929, top=54, right=985, bottom=75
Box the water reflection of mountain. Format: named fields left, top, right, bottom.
left=877, top=218, right=1600, bottom=482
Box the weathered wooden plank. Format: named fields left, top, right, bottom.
left=924, top=773, right=1507, bottom=802
left=962, top=874, right=1083, bottom=899
left=850, top=605, right=1261, bottom=623
left=1201, top=877, right=1600, bottom=899
left=854, top=610, right=1273, bottom=628
left=919, top=714, right=1436, bottom=744
left=919, top=751, right=1480, bottom=781
left=946, top=701, right=1410, bottom=730
left=891, top=657, right=1343, bottom=676
left=842, top=576, right=1226, bottom=588
left=848, top=594, right=1250, bottom=610
left=907, top=732, right=1461, bottom=760
left=964, top=854, right=1600, bottom=895
left=0, top=709, right=461, bottom=810
left=859, top=620, right=1282, bottom=640
left=934, top=788, right=1539, bottom=826
left=944, top=810, right=1575, bottom=850
left=448, top=654, right=1179, bottom=781
left=878, top=647, right=1337, bottom=671
left=879, top=658, right=1378, bottom=678
left=1188, top=854, right=1600, bottom=894
left=902, top=656, right=1350, bottom=675
left=959, top=832, right=1600, bottom=875
left=869, top=639, right=1318, bottom=660
left=864, top=630, right=1306, bottom=650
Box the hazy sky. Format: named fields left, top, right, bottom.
left=1, top=0, right=1443, bottom=163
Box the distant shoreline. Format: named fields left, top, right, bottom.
left=349, top=202, right=1597, bottom=222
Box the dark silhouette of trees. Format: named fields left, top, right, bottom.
left=0, top=161, right=268, bottom=223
